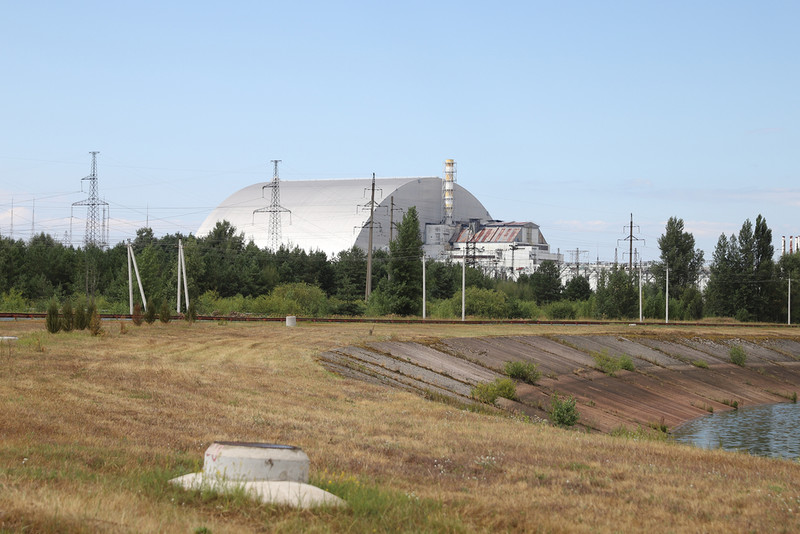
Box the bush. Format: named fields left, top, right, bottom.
left=45, top=298, right=60, bottom=334
left=144, top=302, right=157, bottom=324
left=89, top=308, right=103, bottom=336
left=504, top=361, right=541, bottom=385
left=1, top=288, right=28, bottom=312
left=186, top=300, right=197, bottom=322
left=60, top=299, right=74, bottom=332
left=74, top=296, right=88, bottom=330
left=471, top=378, right=517, bottom=404
left=545, top=301, right=577, bottom=320
left=159, top=300, right=172, bottom=323
left=729, top=345, right=747, bottom=367
left=132, top=303, right=143, bottom=326
left=548, top=393, right=580, bottom=427
left=591, top=350, right=635, bottom=376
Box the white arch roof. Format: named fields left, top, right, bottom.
left=197, top=177, right=493, bottom=257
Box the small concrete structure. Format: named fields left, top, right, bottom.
left=286, top=316, right=297, bottom=327
left=170, top=442, right=345, bottom=508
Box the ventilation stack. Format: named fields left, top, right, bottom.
left=443, top=159, right=456, bottom=225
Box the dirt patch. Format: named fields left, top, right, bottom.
left=318, top=334, right=800, bottom=433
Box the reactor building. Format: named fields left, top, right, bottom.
left=197, top=160, right=562, bottom=278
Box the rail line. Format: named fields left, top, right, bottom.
left=0, top=312, right=796, bottom=328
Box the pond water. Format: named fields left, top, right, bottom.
left=672, top=402, right=800, bottom=460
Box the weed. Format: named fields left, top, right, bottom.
left=793, top=392, right=798, bottom=404
left=504, top=361, right=541, bottom=384
left=720, top=399, right=739, bottom=410
left=691, top=359, right=709, bottom=369
left=729, top=345, right=747, bottom=367
left=548, top=393, right=579, bottom=427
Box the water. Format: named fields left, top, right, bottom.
left=672, top=403, right=800, bottom=460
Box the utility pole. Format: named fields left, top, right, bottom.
left=665, top=264, right=670, bottom=324
left=388, top=196, right=404, bottom=243
left=365, top=174, right=376, bottom=302
left=127, top=241, right=147, bottom=314
left=176, top=239, right=189, bottom=314
left=422, top=254, right=426, bottom=319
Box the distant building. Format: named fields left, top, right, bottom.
left=198, top=163, right=563, bottom=276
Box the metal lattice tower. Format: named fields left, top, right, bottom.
left=71, top=151, right=109, bottom=248
left=253, top=159, right=291, bottom=251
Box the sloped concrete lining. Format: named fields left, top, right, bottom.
left=170, top=442, right=346, bottom=508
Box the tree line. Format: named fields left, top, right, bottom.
left=2, top=208, right=798, bottom=322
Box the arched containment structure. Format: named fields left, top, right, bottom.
left=197, top=177, right=492, bottom=257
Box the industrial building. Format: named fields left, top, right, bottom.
left=197, top=160, right=562, bottom=277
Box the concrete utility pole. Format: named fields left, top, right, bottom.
left=365, top=174, right=376, bottom=302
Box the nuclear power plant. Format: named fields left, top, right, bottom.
left=197, top=160, right=563, bottom=278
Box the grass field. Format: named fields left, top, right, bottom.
left=1, top=319, right=799, bottom=533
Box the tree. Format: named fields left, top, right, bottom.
left=379, top=206, right=423, bottom=315
left=652, top=217, right=704, bottom=299
left=528, top=261, right=562, bottom=305
left=564, top=276, right=592, bottom=301
left=595, top=267, right=637, bottom=319
left=706, top=215, right=778, bottom=321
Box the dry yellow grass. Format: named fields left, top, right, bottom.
left=1, top=319, right=799, bottom=532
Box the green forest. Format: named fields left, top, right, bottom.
left=5, top=209, right=800, bottom=323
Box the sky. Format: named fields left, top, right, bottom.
left=1, top=1, right=798, bottom=264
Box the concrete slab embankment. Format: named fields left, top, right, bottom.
left=317, top=335, right=800, bottom=433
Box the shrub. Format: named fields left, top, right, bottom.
left=619, top=354, right=635, bottom=372
left=45, top=298, right=60, bottom=334
left=144, top=302, right=157, bottom=324
left=89, top=308, right=103, bottom=336
left=591, top=350, right=635, bottom=376
left=74, top=296, right=88, bottom=330
left=504, top=361, right=541, bottom=385
left=548, top=393, right=580, bottom=427
left=159, top=300, right=172, bottom=324
left=545, top=301, right=576, bottom=320
left=1, top=288, right=28, bottom=312
left=729, top=345, right=747, bottom=367
left=60, top=299, right=74, bottom=332
left=186, top=300, right=197, bottom=322
left=471, top=378, right=517, bottom=404
left=132, top=303, right=143, bottom=326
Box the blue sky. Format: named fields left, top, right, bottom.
left=1, top=1, right=798, bottom=263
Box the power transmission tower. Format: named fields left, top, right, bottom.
left=569, top=248, right=589, bottom=278
left=253, top=160, right=291, bottom=251
left=617, top=213, right=644, bottom=271
left=71, top=151, right=109, bottom=248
